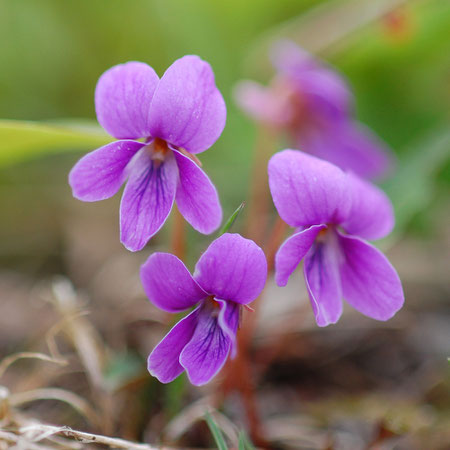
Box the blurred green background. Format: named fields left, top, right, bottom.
left=0, top=0, right=449, bottom=447
left=0, top=0, right=449, bottom=249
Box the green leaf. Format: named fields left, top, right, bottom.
left=382, top=125, right=450, bottom=233
left=164, top=374, right=186, bottom=418
left=0, top=119, right=110, bottom=167
left=103, top=352, right=143, bottom=391
left=204, top=412, right=228, bottom=450
left=219, top=202, right=245, bottom=235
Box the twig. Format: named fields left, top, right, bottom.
left=45, top=310, right=90, bottom=362
left=9, top=388, right=100, bottom=427
left=0, top=430, right=52, bottom=450
left=51, top=279, right=105, bottom=391
left=0, top=353, right=67, bottom=381
left=20, top=424, right=159, bottom=449
left=49, top=278, right=113, bottom=434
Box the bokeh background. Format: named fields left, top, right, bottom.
left=0, top=0, right=449, bottom=448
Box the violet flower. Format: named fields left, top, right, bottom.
left=269, top=149, right=404, bottom=326
left=69, top=56, right=226, bottom=251
left=141, top=233, right=267, bottom=385
left=235, top=40, right=392, bottom=180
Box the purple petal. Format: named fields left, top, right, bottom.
left=140, top=253, right=207, bottom=312
left=275, top=224, right=326, bottom=287
left=69, top=140, right=144, bottom=202
left=173, top=149, right=222, bottom=234
left=120, top=149, right=178, bottom=251
left=148, top=55, right=226, bottom=154
left=194, top=233, right=267, bottom=304
left=233, top=80, right=293, bottom=125
left=296, top=68, right=353, bottom=122
left=95, top=62, right=159, bottom=139
left=216, top=299, right=240, bottom=358
left=337, top=231, right=404, bottom=321
left=179, top=301, right=235, bottom=385
left=268, top=150, right=351, bottom=228
left=270, top=40, right=315, bottom=73
left=147, top=307, right=199, bottom=384
left=341, top=173, right=394, bottom=240
left=270, top=40, right=353, bottom=121
left=303, top=233, right=343, bottom=327
left=299, top=121, right=393, bottom=180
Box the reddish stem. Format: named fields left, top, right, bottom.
left=219, top=218, right=288, bottom=446
left=245, top=125, right=279, bottom=246
left=170, top=205, right=186, bottom=260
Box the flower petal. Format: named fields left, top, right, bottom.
left=270, top=40, right=353, bottom=121
left=120, top=149, right=178, bottom=251
left=179, top=302, right=233, bottom=386
left=148, top=55, right=226, bottom=154
left=233, top=80, right=293, bottom=125
left=194, top=233, right=267, bottom=304
left=303, top=234, right=343, bottom=327
left=173, top=149, right=222, bottom=234
left=95, top=62, right=159, bottom=139
left=268, top=149, right=351, bottom=228
left=147, top=307, right=199, bottom=384
left=275, top=224, right=326, bottom=287
left=337, top=231, right=404, bottom=321
left=216, top=299, right=240, bottom=359
left=296, top=68, right=353, bottom=122
left=299, top=121, right=393, bottom=180
left=140, top=253, right=207, bottom=312
left=270, top=39, right=315, bottom=73
left=69, top=140, right=144, bottom=202
left=341, top=173, right=394, bottom=240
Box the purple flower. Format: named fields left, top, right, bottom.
left=235, top=40, right=392, bottom=180
left=269, top=149, right=404, bottom=326
left=140, top=233, right=267, bottom=385
left=69, top=57, right=226, bottom=251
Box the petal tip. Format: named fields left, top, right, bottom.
left=314, top=306, right=343, bottom=327
left=274, top=270, right=289, bottom=287
left=147, top=358, right=179, bottom=384
left=120, top=235, right=148, bottom=252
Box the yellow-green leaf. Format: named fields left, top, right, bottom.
left=0, top=119, right=110, bottom=167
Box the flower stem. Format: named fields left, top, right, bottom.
left=264, top=216, right=289, bottom=273
left=219, top=123, right=287, bottom=445
left=170, top=205, right=186, bottom=260
left=245, top=125, right=279, bottom=246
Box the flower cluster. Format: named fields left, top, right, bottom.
left=235, top=40, right=392, bottom=180
left=68, top=49, right=404, bottom=386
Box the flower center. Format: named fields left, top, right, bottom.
left=152, top=138, right=169, bottom=160
left=271, top=76, right=314, bottom=133
left=207, top=295, right=220, bottom=308
left=316, top=225, right=336, bottom=243
left=142, top=138, right=170, bottom=167
left=205, top=295, right=221, bottom=318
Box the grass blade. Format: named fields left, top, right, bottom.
left=238, top=430, right=255, bottom=450
left=219, top=202, right=245, bottom=235
left=204, top=412, right=228, bottom=450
